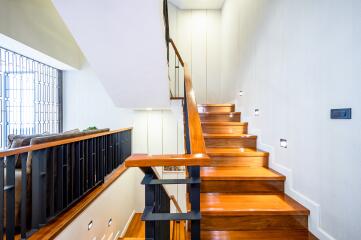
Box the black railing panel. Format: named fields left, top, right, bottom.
left=0, top=129, right=132, bottom=240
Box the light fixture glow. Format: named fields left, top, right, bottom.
left=146, top=108, right=152, bottom=111
left=239, top=91, right=244, bottom=96
left=108, top=218, right=112, bottom=227
left=254, top=109, right=260, bottom=116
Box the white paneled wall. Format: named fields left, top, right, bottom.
left=132, top=101, right=186, bottom=212
left=132, top=101, right=184, bottom=155
left=169, top=5, right=222, bottom=104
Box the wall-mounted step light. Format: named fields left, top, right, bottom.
left=108, top=218, right=112, bottom=227
left=254, top=109, right=260, bottom=116
left=280, top=139, right=288, bottom=148
left=239, top=91, right=244, bottom=96
left=88, top=220, right=93, bottom=231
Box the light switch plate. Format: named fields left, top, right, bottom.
left=331, top=108, right=351, bottom=119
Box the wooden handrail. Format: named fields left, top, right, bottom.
left=169, top=38, right=207, bottom=155
left=0, top=127, right=132, bottom=158
left=125, top=154, right=210, bottom=167
left=170, top=195, right=182, bottom=213
left=183, top=63, right=207, bottom=154
left=169, top=39, right=184, bottom=67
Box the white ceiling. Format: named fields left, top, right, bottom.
left=169, top=0, right=225, bottom=10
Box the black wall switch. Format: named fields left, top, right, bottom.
left=330, top=108, right=352, bottom=119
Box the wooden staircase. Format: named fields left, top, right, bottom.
left=198, top=104, right=317, bottom=240
left=120, top=213, right=186, bottom=240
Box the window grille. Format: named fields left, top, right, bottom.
left=0, top=47, right=62, bottom=147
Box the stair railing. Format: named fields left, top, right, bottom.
left=0, top=128, right=132, bottom=240
left=126, top=38, right=208, bottom=240
left=125, top=2, right=209, bottom=238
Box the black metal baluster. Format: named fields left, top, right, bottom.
left=48, top=148, right=55, bottom=218
left=145, top=180, right=155, bottom=239
left=56, top=146, right=64, bottom=213
left=63, top=145, right=69, bottom=207
left=190, top=166, right=201, bottom=240
left=20, top=153, right=28, bottom=239
left=95, top=138, right=100, bottom=183
left=31, top=150, right=47, bottom=229
left=84, top=140, right=89, bottom=190
left=75, top=142, right=81, bottom=198
left=70, top=143, right=75, bottom=201
left=5, top=155, right=15, bottom=240
left=80, top=141, right=84, bottom=194
left=89, top=139, right=94, bottom=187
left=0, top=157, right=4, bottom=239
left=100, top=137, right=105, bottom=181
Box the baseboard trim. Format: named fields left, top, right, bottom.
left=119, top=210, right=137, bottom=238
left=113, top=230, right=121, bottom=240
left=250, top=127, right=336, bottom=240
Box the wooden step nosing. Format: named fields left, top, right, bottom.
left=200, top=112, right=241, bottom=115
left=201, top=176, right=286, bottom=181
left=204, top=134, right=257, bottom=139
left=207, top=152, right=268, bottom=157
left=201, top=210, right=310, bottom=216
left=198, top=104, right=235, bottom=107
left=201, top=122, right=248, bottom=126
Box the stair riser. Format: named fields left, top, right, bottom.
left=208, top=156, right=269, bottom=167
left=198, top=106, right=235, bottom=113
left=201, top=180, right=284, bottom=194
left=202, top=125, right=248, bottom=134
left=201, top=215, right=308, bottom=231
left=200, top=114, right=240, bottom=122
left=205, top=137, right=257, bottom=148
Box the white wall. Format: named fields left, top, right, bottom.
left=221, top=0, right=361, bottom=239
left=0, top=0, right=83, bottom=69
left=55, top=168, right=144, bottom=240
left=169, top=4, right=222, bottom=104
left=132, top=100, right=187, bottom=213
left=63, top=63, right=134, bottom=131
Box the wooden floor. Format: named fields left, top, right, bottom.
left=198, top=103, right=318, bottom=239
left=120, top=213, right=186, bottom=240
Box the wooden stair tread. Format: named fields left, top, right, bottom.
left=201, top=193, right=310, bottom=216
left=206, top=147, right=268, bottom=157
left=200, top=112, right=240, bottom=115
left=201, top=121, right=247, bottom=126
left=198, top=103, right=235, bottom=107
left=203, top=133, right=256, bottom=139
left=201, top=167, right=285, bottom=180
left=201, top=230, right=318, bottom=240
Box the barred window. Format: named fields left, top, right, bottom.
left=0, top=47, right=62, bottom=147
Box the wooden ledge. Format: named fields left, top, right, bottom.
left=0, top=127, right=132, bottom=158
left=29, top=165, right=128, bottom=240
left=125, top=154, right=210, bottom=167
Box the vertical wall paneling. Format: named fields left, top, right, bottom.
left=206, top=11, right=222, bottom=103
left=171, top=5, right=222, bottom=104
left=191, top=11, right=208, bottom=104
